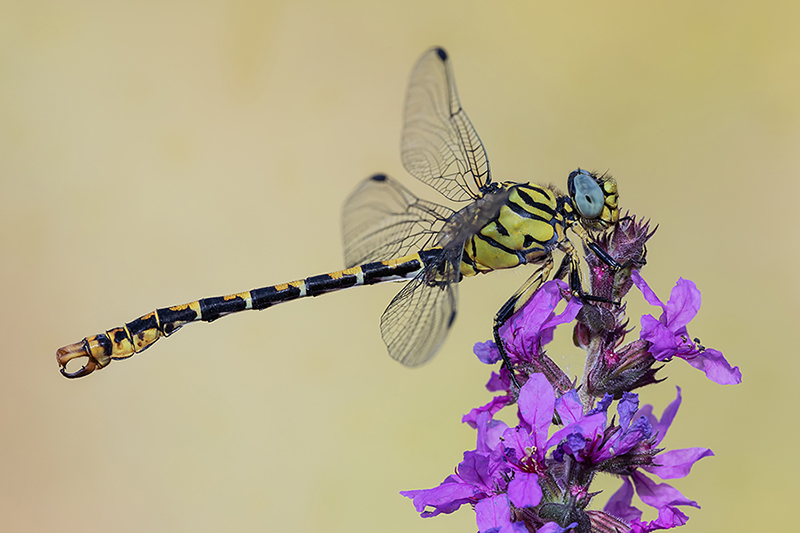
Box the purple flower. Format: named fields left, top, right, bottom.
left=404, top=375, right=712, bottom=532
left=632, top=271, right=741, bottom=385
left=472, top=279, right=581, bottom=368
left=402, top=375, right=556, bottom=531
left=604, top=477, right=691, bottom=532
left=400, top=409, right=509, bottom=519
left=472, top=280, right=579, bottom=393
left=498, top=279, right=583, bottom=360
left=603, top=387, right=714, bottom=530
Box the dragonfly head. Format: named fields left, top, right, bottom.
left=567, top=169, right=619, bottom=230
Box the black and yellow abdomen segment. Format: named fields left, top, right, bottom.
left=56, top=252, right=435, bottom=378
left=461, top=183, right=565, bottom=276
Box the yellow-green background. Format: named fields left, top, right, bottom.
left=1, top=1, right=795, bottom=532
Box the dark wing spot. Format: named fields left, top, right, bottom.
left=370, top=174, right=387, bottom=182
left=435, top=47, right=448, bottom=60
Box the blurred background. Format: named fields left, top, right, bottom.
left=1, top=1, right=796, bottom=532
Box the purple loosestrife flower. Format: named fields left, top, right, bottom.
left=601, top=389, right=714, bottom=532
left=402, top=377, right=712, bottom=532
left=631, top=271, right=741, bottom=385
left=470, top=279, right=581, bottom=392
left=402, top=375, right=557, bottom=531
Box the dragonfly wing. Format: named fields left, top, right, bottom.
left=342, top=174, right=455, bottom=268
left=379, top=248, right=461, bottom=367
left=401, top=47, right=491, bottom=202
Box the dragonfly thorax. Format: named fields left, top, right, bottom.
left=460, top=182, right=567, bottom=277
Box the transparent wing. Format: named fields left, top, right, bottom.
left=342, top=174, right=455, bottom=268
left=379, top=247, right=461, bottom=367
left=401, top=47, right=492, bottom=202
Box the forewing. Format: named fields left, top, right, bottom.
left=342, top=174, right=455, bottom=268
left=379, top=248, right=461, bottom=367
left=401, top=47, right=491, bottom=202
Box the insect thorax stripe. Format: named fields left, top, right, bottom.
left=513, top=188, right=558, bottom=217
left=505, top=200, right=553, bottom=223
left=473, top=231, right=525, bottom=256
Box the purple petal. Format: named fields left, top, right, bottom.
left=475, top=494, right=511, bottom=532
left=632, top=270, right=664, bottom=308
left=649, top=505, right=690, bottom=529
left=612, top=416, right=653, bottom=457
left=537, top=522, right=579, bottom=533
left=486, top=371, right=506, bottom=392
left=539, top=295, right=583, bottom=344
left=638, top=387, right=681, bottom=445
left=564, top=432, right=588, bottom=454
left=631, top=471, right=699, bottom=510
left=588, top=393, right=614, bottom=416
left=401, top=478, right=477, bottom=516
left=543, top=292, right=583, bottom=330
left=604, top=477, right=642, bottom=523
left=486, top=523, right=529, bottom=533
left=475, top=411, right=511, bottom=453
left=475, top=340, right=501, bottom=364
left=555, top=390, right=583, bottom=425
left=505, top=280, right=570, bottom=352
left=507, top=472, right=542, bottom=508
left=500, top=426, right=531, bottom=457
left=517, top=373, right=555, bottom=452
left=645, top=448, right=714, bottom=479
left=457, top=451, right=494, bottom=490
left=683, top=348, right=742, bottom=385
left=547, top=412, right=606, bottom=453
left=617, top=392, right=640, bottom=431
left=663, top=278, right=701, bottom=331
left=640, top=314, right=679, bottom=360
left=463, top=395, right=513, bottom=429
left=629, top=505, right=691, bottom=532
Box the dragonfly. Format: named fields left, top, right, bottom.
left=56, top=47, right=620, bottom=380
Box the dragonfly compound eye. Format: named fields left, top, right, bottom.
left=569, top=169, right=604, bottom=219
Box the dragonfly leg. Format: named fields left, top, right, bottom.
left=493, top=257, right=554, bottom=389
left=559, top=237, right=622, bottom=305
left=570, top=223, right=623, bottom=271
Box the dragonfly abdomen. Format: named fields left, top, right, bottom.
left=56, top=253, right=432, bottom=378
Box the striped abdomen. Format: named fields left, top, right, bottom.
left=56, top=251, right=438, bottom=378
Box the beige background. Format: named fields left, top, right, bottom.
left=1, top=1, right=795, bottom=532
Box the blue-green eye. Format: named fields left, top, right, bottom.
left=570, top=170, right=604, bottom=219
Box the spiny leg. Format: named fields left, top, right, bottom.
left=570, top=223, right=623, bottom=271
left=561, top=232, right=622, bottom=305
left=492, top=256, right=554, bottom=389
